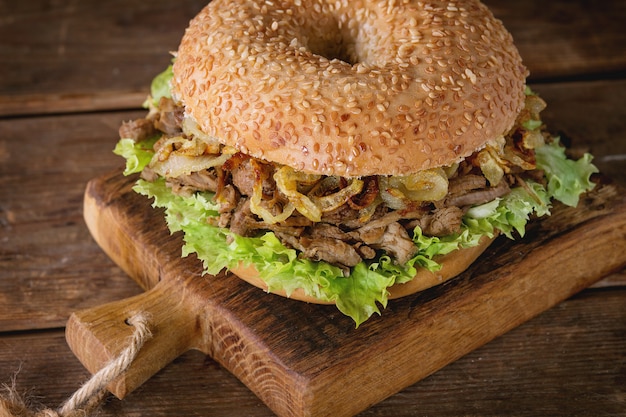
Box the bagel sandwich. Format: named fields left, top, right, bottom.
left=113, top=0, right=598, bottom=325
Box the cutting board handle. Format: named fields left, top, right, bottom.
left=65, top=279, right=197, bottom=399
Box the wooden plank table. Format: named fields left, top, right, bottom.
left=1, top=1, right=625, bottom=415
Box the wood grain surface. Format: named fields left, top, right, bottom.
left=1, top=1, right=625, bottom=416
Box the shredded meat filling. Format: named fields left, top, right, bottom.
left=128, top=98, right=539, bottom=269
left=119, top=118, right=157, bottom=142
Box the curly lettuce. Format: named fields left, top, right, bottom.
left=536, top=138, right=598, bottom=207
left=113, top=137, right=158, bottom=176
left=117, top=135, right=597, bottom=326
left=142, top=64, right=173, bottom=109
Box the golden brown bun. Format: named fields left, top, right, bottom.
left=230, top=235, right=495, bottom=304
left=172, top=0, right=527, bottom=177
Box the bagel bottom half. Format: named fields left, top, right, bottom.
left=230, top=234, right=496, bottom=305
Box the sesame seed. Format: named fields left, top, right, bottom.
left=173, top=0, right=526, bottom=177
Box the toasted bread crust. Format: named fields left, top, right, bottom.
left=230, top=235, right=495, bottom=304
left=172, top=0, right=527, bottom=177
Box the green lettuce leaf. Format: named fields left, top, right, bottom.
left=464, top=182, right=551, bottom=239
left=143, top=64, right=174, bottom=109
left=113, top=137, right=157, bottom=176
left=535, top=138, right=598, bottom=207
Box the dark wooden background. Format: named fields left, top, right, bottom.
left=1, top=0, right=625, bottom=415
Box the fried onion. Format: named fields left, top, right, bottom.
left=274, top=166, right=324, bottom=222
left=309, top=176, right=365, bottom=214
left=248, top=159, right=296, bottom=224
left=149, top=135, right=232, bottom=178
left=379, top=168, right=449, bottom=209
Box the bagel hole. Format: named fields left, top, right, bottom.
left=304, top=23, right=359, bottom=66
left=310, top=37, right=358, bottom=65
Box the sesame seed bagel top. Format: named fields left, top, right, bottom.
left=171, top=0, right=527, bottom=177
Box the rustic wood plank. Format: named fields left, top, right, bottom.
left=1, top=0, right=625, bottom=116
left=367, top=289, right=626, bottom=417
left=1, top=289, right=624, bottom=416
left=484, top=0, right=626, bottom=81
left=0, top=111, right=146, bottom=331
left=0, top=0, right=207, bottom=116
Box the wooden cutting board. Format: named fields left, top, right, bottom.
left=67, top=170, right=626, bottom=417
